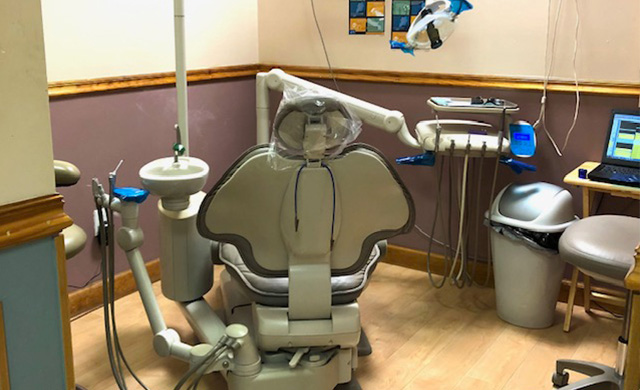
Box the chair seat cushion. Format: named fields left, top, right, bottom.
left=219, top=242, right=384, bottom=306
left=559, top=215, right=639, bottom=286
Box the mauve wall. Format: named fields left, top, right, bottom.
left=274, top=79, right=640, bottom=259
left=51, top=76, right=639, bottom=288
left=50, top=78, right=257, bottom=289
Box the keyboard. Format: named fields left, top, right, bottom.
left=588, top=163, right=640, bottom=188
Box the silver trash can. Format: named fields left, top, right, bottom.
left=487, top=182, right=577, bottom=329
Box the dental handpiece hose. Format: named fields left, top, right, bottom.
left=449, top=138, right=471, bottom=287
left=469, top=142, right=487, bottom=286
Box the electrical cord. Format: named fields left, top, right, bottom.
left=68, top=265, right=102, bottom=289
left=310, top=0, right=340, bottom=92
left=591, top=300, right=624, bottom=320
left=413, top=224, right=452, bottom=250
left=533, top=0, right=581, bottom=157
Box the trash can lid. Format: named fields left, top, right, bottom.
left=489, top=182, right=577, bottom=233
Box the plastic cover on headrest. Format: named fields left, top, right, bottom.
left=268, top=86, right=362, bottom=169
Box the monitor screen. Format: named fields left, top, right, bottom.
left=605, top=112, right=640, bottom=163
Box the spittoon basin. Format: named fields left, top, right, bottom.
left=139, top=157, right=209, bottom=210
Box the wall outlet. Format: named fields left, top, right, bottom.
left=93, top=209, right=107, bottom=237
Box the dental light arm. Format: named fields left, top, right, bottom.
left=256, top=69, right=421, bottom=149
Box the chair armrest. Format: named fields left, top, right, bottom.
left=626, top=244, right=640, bottom=291
left=54, top=160, right=81, bottom=187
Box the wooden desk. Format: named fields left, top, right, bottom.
left=562, top=162, right=640, bottom=333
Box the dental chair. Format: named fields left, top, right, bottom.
left=196, top=96, right=415, bottom=389
left=552, top=215, right=640, bottom=389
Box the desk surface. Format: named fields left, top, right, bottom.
left=564, top=161, right=640, bottom=199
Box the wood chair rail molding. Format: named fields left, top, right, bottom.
left=0, top=194, right=72, bottom=251
left=48, top=64, right=640, bottom=98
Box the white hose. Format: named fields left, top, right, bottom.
left=448, top=152, right=469, bottom=286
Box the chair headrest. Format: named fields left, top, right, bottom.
left=272, top=96, right=361, bottom=160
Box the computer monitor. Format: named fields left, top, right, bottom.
left=602, top=109, right=640, bottom=168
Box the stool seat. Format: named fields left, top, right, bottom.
left=559, top=215, right=639, bottom=287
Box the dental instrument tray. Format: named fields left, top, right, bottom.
left=415, top=119, right=510, bottom=157
left=428, top=97, right=519, bottom=113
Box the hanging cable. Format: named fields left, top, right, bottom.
left=414, top=224, right=452, bottom=250
left=310, top=0, right=340, bottom=92
left=533, top=0, right=581, bottom=157
left=68, top=264, right=101, bottom=289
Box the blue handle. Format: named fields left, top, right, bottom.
left=396, top=152, right=436, bottom=167
left=113, top=187, right=150, bottom=203
left=499, top=157, right=537, bottom=174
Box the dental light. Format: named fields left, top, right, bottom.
left=403, top=0, right=472, bottom=52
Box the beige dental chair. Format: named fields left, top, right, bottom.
left=197, top=96, right=415, bottom=389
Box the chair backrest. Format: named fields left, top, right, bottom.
left=197, top=144, right=414, bottom=278
left=198, top=95, right=414, bottom=320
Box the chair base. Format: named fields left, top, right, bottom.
left=335, top=377, right=362, bottom=390
left=357, top=329, right=372, bottom=357
left=553, top=359, right=623, bottom=389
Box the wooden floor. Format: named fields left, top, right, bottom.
left=71, top=263, right=621, bottom=390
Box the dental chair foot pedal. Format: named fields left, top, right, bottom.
left=357, top=329, right=372, bottom=357
left=335, top=377, right=362, bottom=390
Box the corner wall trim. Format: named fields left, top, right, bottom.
left=0, top=302, right=10, bottom=390
left=55, top=236, right=75, bottom=390
left=384, top=244, right=625, bottom=313
left=0, top=195, right=73, bottom=251
left=48, top=64, right=640, bottom=98
left=68, top=259, right=161, bottom=319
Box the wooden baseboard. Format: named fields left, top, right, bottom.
left=384, top=244, right=625, bottom=312
left=0, top=194, right=73, bottom=251
left=385, top=244, right=493, bottom=287
left=69, top=245, right=626, bottom=318
left=68, top=259, right=161, bottom=318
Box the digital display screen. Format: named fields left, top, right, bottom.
left=514, top=133, right=530, bottom=141
left=606, top=113, right=640, bottom=163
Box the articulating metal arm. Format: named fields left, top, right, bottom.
left=256, top=69, right=421, bottom=149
